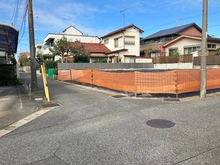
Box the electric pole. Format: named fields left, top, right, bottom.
left=200, top=0, right=208, bottom=98
left=27, top=0, right=37, bottom=91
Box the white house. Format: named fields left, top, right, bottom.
left=101, top=24, right=144, bottom=63
left=163, top=35, right=220, bottom=56
left=36, top=26, right=100, bottom=61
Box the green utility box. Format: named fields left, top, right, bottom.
left=48, top=68, right=54, bottom=78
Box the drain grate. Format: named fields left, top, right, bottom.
left=146, top=119, right=175, bottom=128
left=42, top=103, right=60, bottom=108
left=112, top=95, right=126, bottom=98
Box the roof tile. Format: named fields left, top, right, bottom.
left=71, top=42, right=111, bottom=53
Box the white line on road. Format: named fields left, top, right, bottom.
left=0, top=107, right=55, bottom=137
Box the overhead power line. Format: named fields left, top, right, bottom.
left=10, top=0, right=22, bottom=26
left=18, top=2, right=28, bottom=43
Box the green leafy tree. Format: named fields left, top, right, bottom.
left=144, top=41, right=153, bottom=56
left=18, top=53, right=30, bottom=66
left=172, top=49, right=180, bottom=56
left=49, top=36, right=76, bottom=63
left=73, top=44, right=90, bottom=63
left=36, top=53, right=55, bottom=64
left=36, top=53, right=44, bottom=64
left=216, top=47, right=220, bottom=55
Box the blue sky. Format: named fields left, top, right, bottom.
left=0, top=0, right=220, bottom=58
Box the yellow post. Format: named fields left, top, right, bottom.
left=41, top=64, right=50, bottom=102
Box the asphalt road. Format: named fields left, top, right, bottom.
left=0, top=72, right=220, bottom=165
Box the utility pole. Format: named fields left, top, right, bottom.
left=200, top=0, right=208, bottom=98
left=27, top=0, right=37, bottom=91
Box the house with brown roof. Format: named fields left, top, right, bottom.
left=38, top=24, right=145, bottom=63
left=101, top=24, right=144, bottom=63
left=70, top=42, right=111, bottom=63
left=141, top=23, right=220, bottom=57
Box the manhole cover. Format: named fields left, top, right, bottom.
left=112, top=95, right=126, bottom=98
left=42, top=103, right=60, bottom=108
left=146, top=119, right=175, bottom=128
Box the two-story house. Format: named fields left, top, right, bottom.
left=141, top=23, right=220, bottom=57
left=36, top=26, right=100, bottom=61
left=38, top=24, right=144, bottom=63
left=101, top=24, right=144, bottom=63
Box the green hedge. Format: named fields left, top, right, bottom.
left=0, top=65, right=22, bottom=86
left=53, top=68, right=58, bottom=75
left=44, top=60, right=58, bottom=69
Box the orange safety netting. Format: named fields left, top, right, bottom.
left=135, top=71, right=177, bottom=94
left=58, top=68, right=220, bottom=96
left=70, top=69, right=92, bottom=84
left=58, top=70, right=71, bottom=80
left=176, top=70, right=200, bottom=94
left=207, top=68, right=220, bottom=90
left=93, top=70, right=135, bottom=92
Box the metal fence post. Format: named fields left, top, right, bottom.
left=174, top=70, right=178, bottom=98
left=91, top=69, right=94, bottom=88
left=134, top=71, right=137, bottom=97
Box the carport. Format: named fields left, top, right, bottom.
left=0, top=23, right=19, bottom=64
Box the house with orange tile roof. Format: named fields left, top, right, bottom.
left=69, top=42, right=111, bottom=63
left=52, top=24, right=144, bottom=63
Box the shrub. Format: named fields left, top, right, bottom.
left=93, top=58, right=108, bottom=63
left=44, top=60, right=58, bottom=69
left=0, top=65, right=22, bottom=86
left=53, top=68, right=58, bottom=75
left=74, top=55, right=89, bottom=63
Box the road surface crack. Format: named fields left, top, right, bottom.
left=172, top=144, right=220, bottom=164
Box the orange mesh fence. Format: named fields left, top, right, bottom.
left=58, top=70, right=71, bottom=80
left=207, top=68, right=220, bottom=90
left=176, top=70, right=200, bottom=94
left=176, top=68, right=220, bottom=94
left=135, top=71, right=177, bottom=94
left=93, top=70, right=135, bottom=92
left=70, top=69, right=92, bottom=84
left=58, top=68, right=220, bottom=96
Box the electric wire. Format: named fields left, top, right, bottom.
left=9, top=0, right=16, bottom=24
left=10, top=0, right=22, bottom=26
left=18, top=1, right=28, bottom=44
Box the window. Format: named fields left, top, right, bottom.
left=150, top=52, right=156, bottom=58
left=104, top=39, right=109, bottom=44
left=169, top=48, right=178, bottom=56
left=207, top=44, right=216, bottom=49
left=150, top=51, right=160, bottom=58
left=124, top=41, right=135, bottom=45
left=184, top=46, right=200, bottom=54
left=125, top=35, right=135, bottom=38
left=124, top=36, right=135, bottom=45
left=114, top=38, right=119, bottom=48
